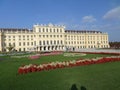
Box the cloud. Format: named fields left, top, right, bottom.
left=100, top=23, right=120, bottom=31
left=82, top=15, right=96, bottom=23
left=100, top=24, right=120, bottom=41
left=103, top=6, right=120, bottom=20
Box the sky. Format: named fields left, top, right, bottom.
left=0, top=0, right=120, bottom=41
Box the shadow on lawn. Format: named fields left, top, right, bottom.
left=70, top=84, right=87, bottom=90
left=0, top=58, right=6, bottom=61
left=80, top=86, right=87, bottom=90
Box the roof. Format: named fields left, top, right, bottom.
left=0, top=28, right=33, bottom=32
left=65, top=30, right=102, bottom=33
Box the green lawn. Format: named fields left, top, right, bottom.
left=0, top=53, right=120, bottom=90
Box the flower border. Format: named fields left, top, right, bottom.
left=18, top=56, right=120, bottom=74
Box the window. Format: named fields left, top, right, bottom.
left=61, top=40, right=63, bottom=44
left=74, top=36, right=76, bottom=40
left=43, top=41, right=45, bottom=45
left=57, top=40, right=59, bottom=44
left=74, top=41, right=76, bottom=44
left=97, top=36, right=99, bottom=40
left=47, top=41, right=49, bottom=45
left=57, top=29, right=59, bottom=32
left=82, top=36, right=84, bottom=40
left=34, top=41, right=36, bottom=46
left=80, top=36, right=81, bottom=40
left=39, top=28, right=41, bottom=32
left=60, top=29, right=62, bottom=32
left=23, top=48, right=25, bottom=51
left=4, top=36, right=6, bottom=38
left=50, top=40, right=52, bottom=44
left=93, top=36, right=95, bottom=40
left=19, top=42, right=21, bottom=46
left=71, top=36, right=73, bottom=40
left=54, top=40, right=56, bottom=44
left=43, top=28, right=45, bottom=32
left=46, top=28, right=48, bottom=32
left=54, top=29, right=55, bottom=32
left=23, top=42, right=25, bottom=46
left=19, top=48, right=21, bottom=51
left=27, top=42, right=29, bottom=45
left=4, top=43, right=6, bottom=46
left=31, top=42, right=33, bottom=46
left=13, top=43, right=15, bottom=46
left=39, top=41, right=41, bottom=45
left=9, top=43, right=11, bottom=46
left=68, top=36, right=70, bottom=40
left=50, top=29, right=52, bottom=32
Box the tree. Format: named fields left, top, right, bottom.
left=6, top=44, right=14, bottom=52
left=109, top=42, right=120, bottom=49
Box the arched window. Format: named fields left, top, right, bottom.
left=47, top=40, right=49, bottom=45
left=61, top=40, right=63, bottom=44
left=57, top=40, right=59, bottom=44
left=54, top=40, right=56, bottom=44
left=43, top=41, right=45, bottom=45
left=60, top=29, right=62, bottom=32
left=57, top=29, right=59, bottom=32
left=39, top=28, right=41, bottom=32
left=43, top=28, right=45, bottom=32
left=50, top=28, right=52, bottom=32
left=39, top=41, right=41, bottom=45
left=54, top=29, right=55, bottom=32
left=50, top=40, right=52, bottom=45
left=46, top=28, right=48, bottom=32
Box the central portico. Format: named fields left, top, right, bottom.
left=32, top=23, right=65, bottom=51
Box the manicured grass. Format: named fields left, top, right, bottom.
left=0, top=53, right=120, bottom=90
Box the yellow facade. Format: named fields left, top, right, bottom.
left=0, top=24, right=109, bottom=52
left=65, top=30, right=109, bottom=51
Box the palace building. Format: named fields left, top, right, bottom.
left=0, top=23, right=110, bottom=52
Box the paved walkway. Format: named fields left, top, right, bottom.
left=76, top=49, right=120, bottom=53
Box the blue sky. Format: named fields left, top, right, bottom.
left=0, top=0, right=120, bottom=41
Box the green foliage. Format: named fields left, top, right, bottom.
left=0, top=53, right=119, bottom=90
left=6, top=44, right=14, bottom=52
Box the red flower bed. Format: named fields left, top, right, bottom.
left=18, top=56, right=120, bottom=74
left=40, top=51, right=63, bottom=56
left=29, top=55, right=40, bottom=59
left=77, top=52, right=120, bottom=55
